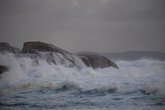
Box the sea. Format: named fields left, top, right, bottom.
left=0, top=53, right=165, bottom=110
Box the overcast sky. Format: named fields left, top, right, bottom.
left=1, top=0, right=165, bottom=53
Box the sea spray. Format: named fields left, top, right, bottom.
left=0, top=53, right=165, bottom=97
left=0, top=53, right=165, bottom=110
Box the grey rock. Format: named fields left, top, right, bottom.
left=0, top=42, right=20, bottom=53
left=22, top=41, right=69, bottom=54
left=77, top=52, right=118, bottom=69
left=21, top=41, right=85, bottom=68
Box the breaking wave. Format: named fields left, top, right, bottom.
left=0, top=53, right=165, bottom=97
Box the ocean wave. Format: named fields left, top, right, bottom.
left=0, top=53, right=165, bottom=97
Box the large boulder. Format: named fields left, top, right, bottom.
left=0, top=42, right=20, bottom=54
left=77, top=53, right=119, bottom=69
left=21, top=41, right=118, bottom=69
left=21, top=41, right=85, bottom=68
left=22, top=41, right=69, bottom=54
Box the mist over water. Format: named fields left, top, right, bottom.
left=0, top=53, right=165, bottom=110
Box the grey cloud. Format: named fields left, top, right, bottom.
left=0, top=0, right=165, bottom=52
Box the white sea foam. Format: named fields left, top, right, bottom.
left=0, top=53, right=165, bottom=97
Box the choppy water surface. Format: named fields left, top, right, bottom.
left=0, top=53, right=165, bottom=110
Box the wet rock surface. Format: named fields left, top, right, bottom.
left=0, top=41, right=118, bottom=69
left=77, top=52, right=118, bottom=69
left=0, top=42, right=20, bottom=54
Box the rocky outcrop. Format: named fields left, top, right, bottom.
left=0, top=41, right=118, bottom=69
left=21, top=41, right=85, bottom=68
left=0, top=42, right=20, bottom=53
left=77, top=53, right=118, bottom=69
left=22, top=41, right=69, bottom=53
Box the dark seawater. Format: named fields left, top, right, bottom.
left=0, top=53, right=165, bottom=110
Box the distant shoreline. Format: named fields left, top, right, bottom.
left=103, top=51, right=165, bottom=61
